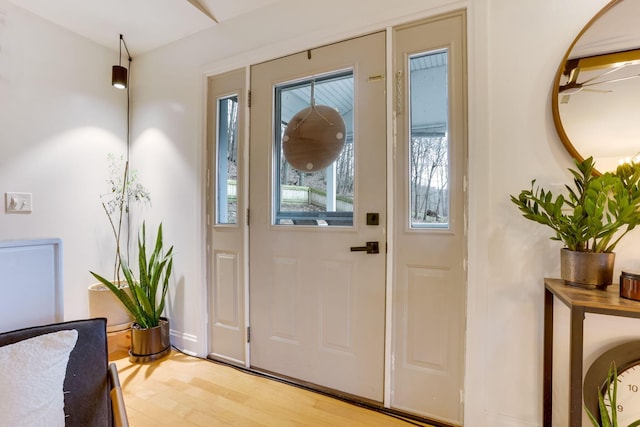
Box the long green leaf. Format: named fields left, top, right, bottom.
left=90, top=221, right=174, bottom=329
left=511, top=157, right=640, bottom=253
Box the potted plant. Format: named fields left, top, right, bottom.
left=89, top=154, right=150, bottom=332
left=91, top=222, right=174, bottom=362
left=510, top=157, right=640, bottom=288
left=586, top=362, right=640, bottom=427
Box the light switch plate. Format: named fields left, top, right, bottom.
left=5, top=192, right=33, bottom=213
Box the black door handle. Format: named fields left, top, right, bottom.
left=350, top=241, right=379, bottom=254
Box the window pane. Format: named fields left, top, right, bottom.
left=216, top=96, right=238, bottom=225
left=409, top=50, right=449, bottom=229
left=274, top=72, right=354, bottom=226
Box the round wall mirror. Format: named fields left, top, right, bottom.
left=552, top=0, right=640, bottom=173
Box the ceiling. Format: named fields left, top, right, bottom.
left=569, top=0, right=640, bottom=59
left=9, top=0, right=283, bottom=56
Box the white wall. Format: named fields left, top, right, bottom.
left=0, top=2, right=127, bottom=319
left=3, top=0, right=640, bottom=425
left=480, top=0, right=640, bottom=425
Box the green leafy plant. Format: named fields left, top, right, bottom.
left=90, top=222, right=173, bottom=329
left=586, top=362, right=640, bottom=427
left=510, top=157, right=640, bottom=253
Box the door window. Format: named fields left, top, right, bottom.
left=216, top=95, right=239, bottom=225
left=408, top=50, right=449, bottom=229
left=274, top=71, right=354, bottom=226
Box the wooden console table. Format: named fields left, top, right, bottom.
left=543, top=278, right=640, bottom=427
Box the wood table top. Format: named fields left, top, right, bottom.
left=545, top=278, right=640, bottom=317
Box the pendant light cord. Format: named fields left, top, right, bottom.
left=126, top=58, right=131, bottom=162
left=118, top=34, right=133, bottom=259
left=118, top=34, right=132, bottom=162
left=126, top=57, right=132, bottom=259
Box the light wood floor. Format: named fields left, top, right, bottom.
left=110, top=350, right=434, bottom=427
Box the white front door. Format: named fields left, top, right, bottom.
left=207, top=68, right=248, bottom=365
left=391, top=11, right=467, bottom=425
left=249, top=32, right=387, bottom=400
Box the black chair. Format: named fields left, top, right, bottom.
left=0, top=318, right=128, bottom=427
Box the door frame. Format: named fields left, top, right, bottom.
left=203, top=8, right=469, bottom=422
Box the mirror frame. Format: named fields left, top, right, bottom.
left=551, top=0, right=622, bottom=170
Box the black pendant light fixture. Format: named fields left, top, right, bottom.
left=112, top=34, right=131, bottom=89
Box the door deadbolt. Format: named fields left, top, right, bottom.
left=366, top=212, right=379, bottom=225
